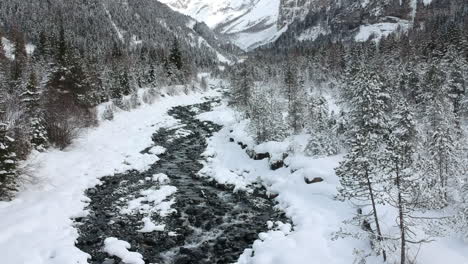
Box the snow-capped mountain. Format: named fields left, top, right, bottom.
left=158, top=0, right=283, bottom=51
left=159, top=0, right=446, bottom=51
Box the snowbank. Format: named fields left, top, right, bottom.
left=198, top=100, right=468, bottom=264
left=0, top=89, right=219, bottom=264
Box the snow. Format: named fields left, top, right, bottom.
left=103, top=4, right=125, bottom=43
left=103, top=237, right=144, bottom=264
left=159, top=0, right=283, bottom=51
left=0, top=88, right=219, bottom=264
left=197, top=37, right=232, bottom=64
left=355, top=19, right=411, bottom=42
left=138, top=217, right=165, bottom=233
left=152, top=173, right=170, bottom=184
left=423, top=0, right=433, bottom=5
left=297, top=25, right=329, bottom=42
left=1, top=37, right=14, bottom=60
left=233, top=24, right=280, bottom=51
left=220, top=0, right=279, bottom=34
left=217, top=51, right=231, bottom=64
left=148, top=146, right=166, bottom=155
left=198, top=103, right=358, bottom=262
left=120, top=185, right=177, bottom=216
left=198, top=99, right=468, bottom=264
left=26, top=44, right=36, bottom=55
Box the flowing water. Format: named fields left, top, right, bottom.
left=75, top=98, right=286, bottom=264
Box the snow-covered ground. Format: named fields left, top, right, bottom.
left=198, top=100, right=468, bottom=264
left=1, top=76, right=466, bottom=264
left=355, top=18, right=411, bottom=42
left=0, top=87, right=219, bottom=264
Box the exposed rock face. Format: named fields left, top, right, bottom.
left=276, top=0, right=416, bottom=44
left=158, top=0, right=464, bottom=49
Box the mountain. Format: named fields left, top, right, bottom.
left=158, top=0, right=466, bottom=51
left=275, top=0, right=418, bottom=45
left=158, top=0, right=283, bottom=51
left=0, top=0, right=236, bottom=65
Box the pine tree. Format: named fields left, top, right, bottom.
left=249, top=84, right=287, bottom=143
left=0, top=36, right=6, bottom=61
left=336, top=65, right=389, bottom=262
left=166, top=38, right=185, bottom=84
left=0, top=122, right=17, bottom=200
left=382, top=101, right=418, bottom=264
left=10, top=28, right=28, bottom=88
left=418, top=65, right=463, bottom=207
left=230, top=67, right=254, bottom=115
left=283, top=65, right=306, bottom=134
left=169, top=38, right=183, bottom=71
left=21, top=71, right=48, bottom=151
left=305, top=95, right=339, bottom=156
left=442, top=46, right=467, bottom=123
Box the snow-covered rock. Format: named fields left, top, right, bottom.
left=103, top=238, right=144, bottom=264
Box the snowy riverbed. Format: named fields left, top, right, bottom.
left=0, top=88, right=220, bottom=264
left=0, top=80, right=467, bottom=264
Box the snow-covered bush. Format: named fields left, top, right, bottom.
left=101, top=104, right=115, bottom=121
left=248, top=84, right=287, bottom=143
left=142, top=88, right=160, bottom=104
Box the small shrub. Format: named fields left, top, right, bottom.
left=102, top=104, right=114, bottom=121
left=44, top=93, right=96, bottom=150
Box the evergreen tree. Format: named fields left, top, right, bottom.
left=336, top=65, right=389, bottom=262
left=169, top=38, right=183, bottom=71
left=305, top=95, right=339, bottom=156
left=166, top=38, right=185, bottom=84
left=230, top=67, right=254, bottom=115
left=249, top=84, right=287, bottom=143
left=442, top=47, right=467, bottom=122
left=382, top=101, right=419, bottom=264
left=21, top=71, right=48, bottom=151
left=0, top=122, right=17, bottom=200
left=283, top=65, right=306, bottom=134
left=418, top=65, right=463, bottom=207
left=10, top=29, right=28, bottom=89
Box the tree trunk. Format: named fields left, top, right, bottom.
left=396, top=164, right=406, bottom=264
left=366, top=169, right=387, bottom=262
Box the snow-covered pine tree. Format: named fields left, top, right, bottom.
left=442, top=46, right=467, bottom=123
left=336, top=64, right=390, bottom=262
left=21, top=71, right=48, bottom=151
left=10, top=28, right=28, bottom=83
left=382, top=100, right=424, bottom=264
left=305, top=95, right=339, bottom=157
left=0, top=122, right=17, bottom=200
left=283, top=63, right=306, bottom=134
left=229, top=66, right=254, bottom=115
left=454, top=177, right=468, bottom=242
left=166, top=38, right=186, bottom=85
left=417, top=64, right=464, bottom=208
left=249, top=84, right=287, bottom=143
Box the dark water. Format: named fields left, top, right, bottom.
left=75, top=99, right=286, bottom=264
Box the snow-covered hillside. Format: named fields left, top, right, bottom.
left=158, top=0, right=282, bottom=50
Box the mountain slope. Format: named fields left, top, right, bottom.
left=158, top=0, right=283, bottom=50
left=0, top=0, right=235, bottom=65
left=158, top=0, right=457, bottom=52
